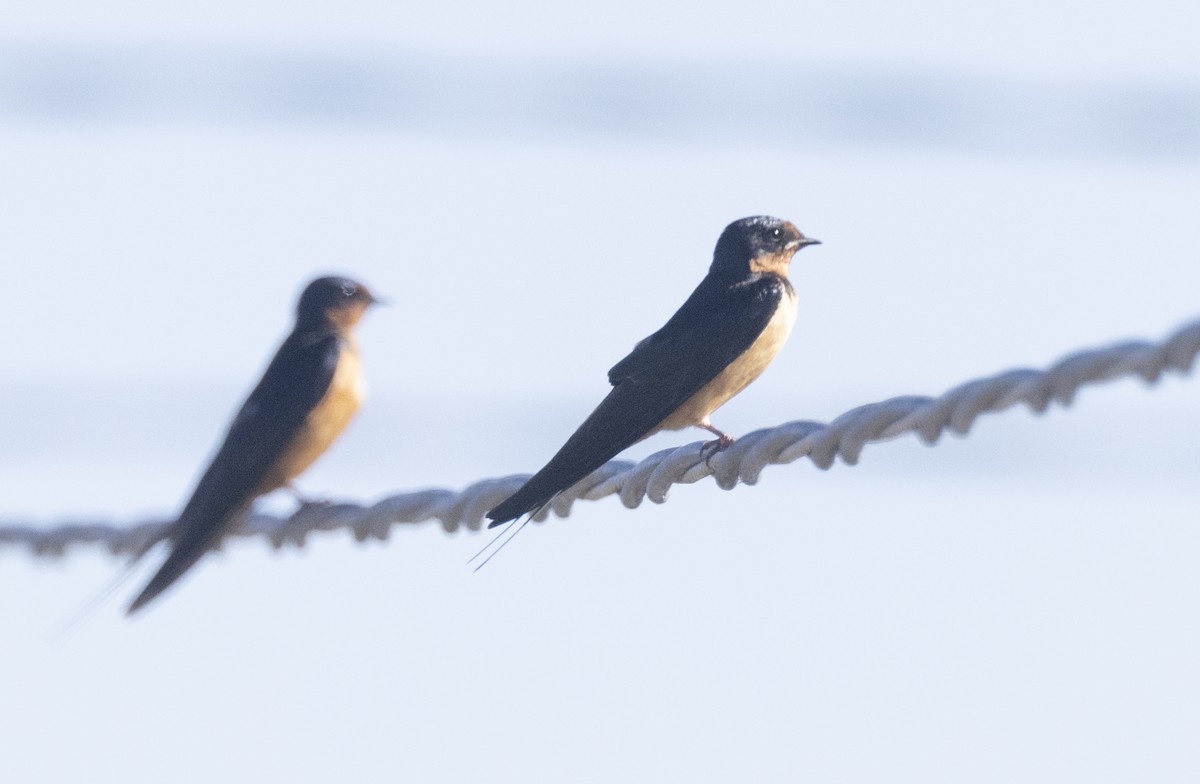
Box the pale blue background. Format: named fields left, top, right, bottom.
left=2, top=2, right=1199, bottom=781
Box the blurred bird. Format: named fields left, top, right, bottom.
left=126, top=275, right=380, bottom=614
left=486, top=215, right=819, bottom=529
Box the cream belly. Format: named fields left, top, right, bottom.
left=655, top=288, right=798, bottom=433
left=258, top=343, right=365, bottom=493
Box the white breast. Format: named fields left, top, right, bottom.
left=656, top=287, right=798, bottom=432
left=259, top=341, right=365, bottom=492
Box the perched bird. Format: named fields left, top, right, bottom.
left=487, top=215, right=820, bottom=528
left=126, top=276, right=380, bottom=614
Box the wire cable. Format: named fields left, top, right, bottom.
left=3, top=317, right=1197, bottom=559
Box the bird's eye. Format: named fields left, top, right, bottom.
left=340, top=284, right=356, bottom=298
left=770, top=227, right=783, bottom=238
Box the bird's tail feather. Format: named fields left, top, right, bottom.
left=125, top=501, right=250, bottom=615
left=486, top=477, right=564, bottom=527
left=125, top=544, right=210, bottom=615
left=485, top=384, right=674, bottom=527
left=49, top=526, right=172, bottom=638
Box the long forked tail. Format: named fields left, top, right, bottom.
left=486, top=474, right=568, bottom=528
left=48, top=525, right=172, bottom=638
left=486, top=383, right=674, bottom=528
left=125, top=501, right=250, bottom=615
left=125, top=544, right=210, bottom=615
left=484, top=418, right=630, bottom=526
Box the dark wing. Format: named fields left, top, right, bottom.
left=486, top=275, right=786, bottom=526
left=126, top=330, right=342, bottom=614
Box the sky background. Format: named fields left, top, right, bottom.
left=2, top=2, right=1199, bottom=782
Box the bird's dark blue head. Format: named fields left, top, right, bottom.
left=710, top=216, right=820, bottom=278
left=296, top=275, right=380, bottom=329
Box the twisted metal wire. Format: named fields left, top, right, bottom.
left=4, top=318, right=1198, bottom=559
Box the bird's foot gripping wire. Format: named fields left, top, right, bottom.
left=284, top=484, right=331, bottom=511
left=698, top=424, right=736, bottom=468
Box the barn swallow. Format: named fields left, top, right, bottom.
left=486, top=215, right=820, bottom=528
left=125, top=276, right=380, bottom=614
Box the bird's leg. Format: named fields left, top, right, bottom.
left=284, top=483, right=331, bottom=511
left=698, top=422, right=735, bottom=467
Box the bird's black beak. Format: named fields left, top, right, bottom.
left=787, top=237, right=821, bottom=250
left=366, top=293, right=388, bottom=307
